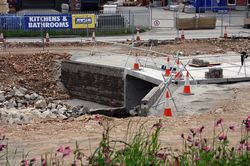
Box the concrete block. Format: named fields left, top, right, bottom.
left=140, top=82, right=164, bottom=116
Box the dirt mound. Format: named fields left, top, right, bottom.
left=0, top=52, right=71, bottom=99
left=138, top=38, right=250, bottom=56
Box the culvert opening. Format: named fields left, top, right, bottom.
left=125, top=75, right=158, bottom=116
left=61, top=60, right=158, bottom=118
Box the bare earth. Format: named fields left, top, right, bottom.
left=1, top=82, right=250, bottom=163
left=0, top=39, right=250, bottom=164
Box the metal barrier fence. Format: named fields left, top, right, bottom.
left=151, top=6, right=249, bottom=27
left=0, top=6, right=249, bottom=39
left=0, top=9, right=151, bottom=35
left=197, top=6, right=249, bottom=27
left=150, top=6, right=250, bottom=38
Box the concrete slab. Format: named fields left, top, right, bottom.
left=71, top=51, right=250, bottom=115
left=150, top=83, right=237, bottom=117
left=71, top=51, right=250, bottom=83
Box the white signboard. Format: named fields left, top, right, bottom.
left=152, top=19, right=173, bottom=28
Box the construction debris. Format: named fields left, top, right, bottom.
left=191, top=58, right=210, bottom=66
left=0, top=52, right=71, bottom=99
left=140, top=38, right=250, bottom=56
left=205, top=68, right=223, bottom=79
left=189, top=58, right=221, bottom=67
left=0, top=86, right=89, bottom=124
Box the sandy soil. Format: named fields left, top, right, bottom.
left=1, top=82, right=249, bottom=164
left=2, top=38, right=250, bottom=56
left=0, top=39, right=250, bottom=164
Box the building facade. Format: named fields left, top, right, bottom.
left=228, top=0, right=249, bottom=6
left=7, top=0, right=103, bottom=11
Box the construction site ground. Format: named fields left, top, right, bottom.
left=0, top=38, right=250, bottom=163
left=2, top=82, right=250, bottom=164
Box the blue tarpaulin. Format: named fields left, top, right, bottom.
left=0, top=15, right=25, bottom=29
left=0, top=14, right=73, bottom=30
left=190, top=0, right=228, bottom=13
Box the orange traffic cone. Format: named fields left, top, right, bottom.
left=164, top=90, right=172, bottom=117
left=0, top=33, right=4, bottom=43
left=224, top=26, right=228, bottom=39
left=183, top=71, right=194, bottom=95
left=181, top=29, right=185, bottom=40
left=92, top=30, right=96, bottom=41
left=165, top=57, right=171, bottom=76
left=174, top=58, right=181, bottom=80
left=136, top=27, right=140, bottom=41
left=45, top=32, right=50, bottom=43
left=133, top=53, right=139, bottom=70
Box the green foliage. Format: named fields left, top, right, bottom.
left=89, top=119, right=166, bottom=166
left=179, top=117, right=250, bottom=166
left=1, top=116, right=250, bottom=165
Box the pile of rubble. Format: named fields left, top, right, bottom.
left=4, top=41, right=109, bottom=49
left=192, top=58, right=210, bottom=66
left=0, top=86, right=89, bottom=124
left=0, top=52, right=71, bottom=99
left=209, top=38, right=250, bottom=53
left=138, top=38, right=250, bottom=56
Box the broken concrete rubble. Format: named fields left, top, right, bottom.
left=192, top=58, right=210, bottom=66
left=0, top=86, right=90, bottom=124
left=34, top=100, right=47, bottom=109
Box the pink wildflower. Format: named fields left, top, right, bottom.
left=247, top=145, right=250, bottom=151
left=190, top=128, right=195, bottom=134
left=238, top=144, right=243, bottom=151
left=72, top=160, right=78, bottom=166
left=56, top=146, right=64, bottom=153
left=157, top=123, right=163, bottom=129
left=0, top=144, right=6, bottom=151
left=153, top=122, right=163, bottom=129
left=30, top=158, right=36, bottom=163
left=203, top=146, right=210, bottom=152
left=215, top=118, right=223, bottom=127
left=245, top=142, right=250, bottom=151
left=229, top=125, right=235, bottom=131
left=187, top=135, right=192, bottom=142
left=41, top=158, right=47, bottom=166
left=244, top=117, right=250, bottom=131
left=218, top=134, right=227, bottom=141
left=63, top=146, right=71, bottom=157
left=21, top=160, right=29, bottom=166
left=194, top=140, right=200, bottom=147
left=198, top=126, right=205, bottom=133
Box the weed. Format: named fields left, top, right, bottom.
left=1, top=116, right=250, bottom=165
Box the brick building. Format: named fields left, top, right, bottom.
left=228, top=0, right=249, bottom=6
left=225, top=0, right=250, bottom=9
